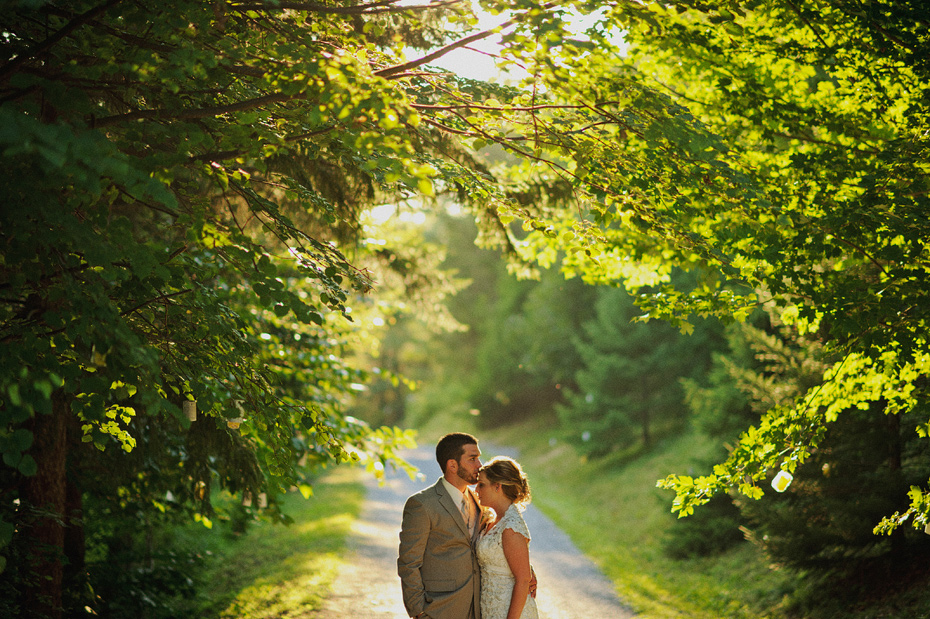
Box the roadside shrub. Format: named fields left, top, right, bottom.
left=87, top=540, right=207, bottom=618
left=662, top=493, right=745, bottom=559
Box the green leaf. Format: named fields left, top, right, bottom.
left=17, top=454, right=38, bottom=477
left=9, top=429, right=32, bottom=452
left=6, top=384, right=21, bottom=407
left=0, top=520, right=13, bottom=548
left=418, top=178, right=435, bottom=197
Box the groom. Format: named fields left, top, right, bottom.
left=398, top=432, right=484, bottom=619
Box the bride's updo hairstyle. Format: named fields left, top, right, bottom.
left=480, top=456, right=531, bottom=507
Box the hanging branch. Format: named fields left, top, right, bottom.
left=0, top=0, right=124, bottom=81
left=229, top=0, right=464, bottom=15
left=93, top=92, right=292, bottom=127
left=374, top=2, right=559, bottom=78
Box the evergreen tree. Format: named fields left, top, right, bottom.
left=686, top=316, right=930, bottom=600
left=469, top=264, right=595, bottom=427
left=558, top=281, right=721, bottom=457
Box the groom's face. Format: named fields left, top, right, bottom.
left=456, top=444, right=482, bottom=485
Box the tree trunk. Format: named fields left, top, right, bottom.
left=63, top=464, right=86, bottom=616
left=21, top=389, right=69, bottom=619
left=887, top=411, right=906, bottom=555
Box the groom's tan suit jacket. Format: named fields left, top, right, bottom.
left=398, top=478, right=482, bottom=619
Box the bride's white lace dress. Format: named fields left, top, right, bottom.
left=476, top=504, right=539, bottom=619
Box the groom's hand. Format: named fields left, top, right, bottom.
left=530, top=566, right=538, bottom=598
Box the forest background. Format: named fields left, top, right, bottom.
left=1, top=1, right=929, bottom=618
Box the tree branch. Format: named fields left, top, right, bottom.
left=784, top=0, right=829, bottom=49
left=121, top=289, right=193, bottom=318
left=412, top=102, right=585, bottom=112
left=188, top=124, right=336, bottom=163
left=770, top=131, right=881, bottom=155
left=230, top=0, right=464, bottom=16
left=0, top=0, right=124, bottom=81
left=420, top=116, right=480, bottom=136
left=375, top=0, right=562, bottom=78
left=77, top=17, right=270, bottom=79
left=864, top=18, right=917, bottom=52
left=374, top=5, right=533, bottom=79
left=93, top=92, right=292, bottom=128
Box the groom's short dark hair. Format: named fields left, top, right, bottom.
left=436, top=432, right=478, bottom=473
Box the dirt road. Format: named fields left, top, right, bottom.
left=313, top=445, right=636, bottom=618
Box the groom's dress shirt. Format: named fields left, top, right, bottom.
left=442, top=477, right=476, bottom=534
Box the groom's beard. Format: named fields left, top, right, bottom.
left=458, top=468, right=478, bottom=485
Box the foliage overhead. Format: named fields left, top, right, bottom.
left=425, top=0, right=930, bottom=536
left=566, top=2, right=930, bottom=534
left=367, top=0, right=930, bottom=536
left=0, top=0, right=492, bottom=611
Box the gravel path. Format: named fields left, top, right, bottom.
left=313, top=445, right=636, bottom=618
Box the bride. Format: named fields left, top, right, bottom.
left=475, top=456, right=539, bottom=619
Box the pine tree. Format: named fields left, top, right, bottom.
left=687, top=316, right=930, bottom=596
left=559, top=282, right=720, bottom=457
left=469, top=267, right=596, bottom=427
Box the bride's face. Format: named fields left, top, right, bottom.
left=475, top=471, right=500, bottom=507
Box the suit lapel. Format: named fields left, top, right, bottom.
left=435, top=478, right=470, bottom=537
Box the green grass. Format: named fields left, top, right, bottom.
left=182, top=467, right=365, bottom=619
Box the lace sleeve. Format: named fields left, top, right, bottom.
left=502, top=507, right=531, bottom=541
